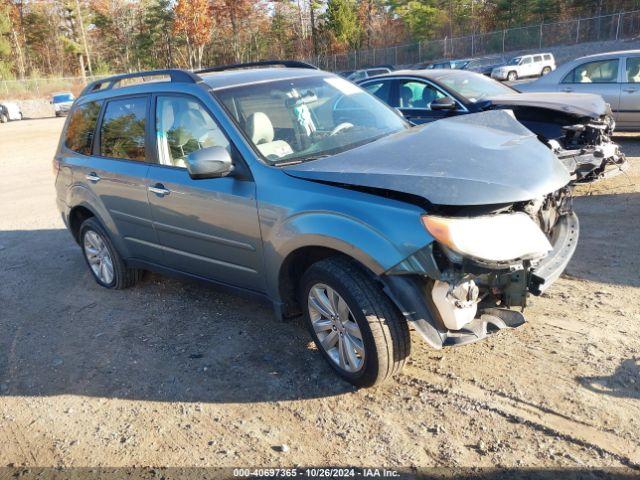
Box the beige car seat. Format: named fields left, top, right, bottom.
left=245, top=112, right=294, bottom=160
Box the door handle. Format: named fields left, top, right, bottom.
left=562, top=87, right=573, bottom=93
left=623, top=87, right=638, bottom=93
left=148, top=183, right=170, bottom=196
left=85, top=172, right=101, bottom=182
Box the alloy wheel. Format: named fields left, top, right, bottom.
left=83, top=230, right=114, bottom=285
left=308, top=283, right=365, bottom=373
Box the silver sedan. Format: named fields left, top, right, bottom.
left=517, top=49, right=640, bottom=131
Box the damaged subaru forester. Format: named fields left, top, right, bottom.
left=54, top=62, right=579, bottom=388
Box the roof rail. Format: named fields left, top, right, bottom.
left=196, top=60, right=318, bottom=74
left=80, top=69, right=202, bottom=97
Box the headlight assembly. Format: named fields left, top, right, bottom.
left=422, top=212, right=552, bottom=263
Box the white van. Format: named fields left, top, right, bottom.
left=491, top=53, right=556, bottom=81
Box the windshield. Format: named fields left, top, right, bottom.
left=507, top=57, right=522, bottom=66
left=215, top=75, right=407, bottom=165
left=53, top=93, right=74, bottom=103
left=436, top=71, right=514, bottom=102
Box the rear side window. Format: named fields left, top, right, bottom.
left=563, top=59, right=619, bottom=84
left=65, top=101, right=101, bottom=155
left=533, top=55, right=543, bottom=62
left=100, top=97, right=148, bottom=161
left=544, top=54, right=552, bottom=61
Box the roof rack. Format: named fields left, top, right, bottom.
left=80, top=69, right=202, bottom=97
left=196, top=60, right=318, bottom=74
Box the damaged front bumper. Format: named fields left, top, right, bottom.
left=552, top=137, right=628, bottom=184
left=382, top=211, right=579, bottom=349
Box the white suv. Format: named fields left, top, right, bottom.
left=492, top=53, right=556, bottom=81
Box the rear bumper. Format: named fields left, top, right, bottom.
left=528, top=211, right=579, bottom=295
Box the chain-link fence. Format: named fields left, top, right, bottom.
left=311, top=9, right=640, bottom=71
left=4, top=9, right=640, bottom=98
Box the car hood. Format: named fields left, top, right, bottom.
left=283, top=110, right=570, bottom=206
left=487, top=92, right=609, bottom=118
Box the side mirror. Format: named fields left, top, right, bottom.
left=186, top=146, right=234, bottom=180
left=430, top=97, right=457, bottom=111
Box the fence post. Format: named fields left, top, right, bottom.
left=616, top=12, right=622, bottom=40
left=333, top=54, right=337, bottom=72
left=1, top=80, right=8, bottom=95
left=576, top=19, right=581, bottom=43
left=394, top=46, right=398, bottom=66
left=502, top=29, right=506, bottom=53
left=471, top=34, right=475, bottom=56
left=418, top=41, right=422, bottom=63
left=539, top=23, right=543, bottom=48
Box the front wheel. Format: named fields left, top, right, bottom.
left=79, top=217, right=141, bottom=289
left=0, top=113, right=7, bottom=123
left=300, top=257, right=410, bottom=388
left=507, top=71, right=518, bottom=82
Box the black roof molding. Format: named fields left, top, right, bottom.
left=196, top=60, right=318, bottom=74
left=80, top=69, right=202, bottom=97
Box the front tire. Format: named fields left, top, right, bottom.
left=0, top=113, right=7, bottom=123
left=300, top=257, right=410, bottom=388
left=79, top=217, right=141, bottom=289
left=507, top=71, right=518, bottom=81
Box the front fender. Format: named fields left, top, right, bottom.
left=264, top=210, right=424, bottom=301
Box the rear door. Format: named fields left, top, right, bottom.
left=66, top=95, right=161, bottom=263
left=618, top=56, right=640, bottom=128
left=145, top=93, right=264, bottom=291
left=559, top=58, right=621, bottom=118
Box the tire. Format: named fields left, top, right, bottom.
left=300, top=257, right=410, bottom=388
left=507, top=71, right=518, bottom=82
left=79, top=217, right=141, bottom=289
left=542, top=66, right=551, bottom=75
left=0, top=113, right=7, bottom=124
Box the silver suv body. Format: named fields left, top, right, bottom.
left=54, top=62, right=579, bottom=387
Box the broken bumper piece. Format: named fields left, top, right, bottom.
left=441, top=308, right=526, bottom=347
left=555, top=142, right=628, bottom=183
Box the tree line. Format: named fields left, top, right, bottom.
left=1, top=0, right=639, bottom=81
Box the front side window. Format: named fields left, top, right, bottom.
left=215, top=75, right=406, bottom=164
left=156, top=96, right=231, bottom=168
left=100, top=97, right=147, bottom=161
left=626, top=57, right=640, bottom=83
left=521, top=57, right=532, bottom=64
left=65, top=101, right=102, bottom=155
left=398, top=80, right=446, bottom=109
left=563, top=59, right=619, bottom=84
left=362, top=80, right=392, bottom=104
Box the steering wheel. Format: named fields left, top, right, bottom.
left=330, top=122, right=354, bottom=136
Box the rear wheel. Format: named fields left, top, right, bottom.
left=0, top=113, right=7, bottom=123
left=507, top=71, right=518, bottom=81
left=542, top=66, right=551, bottom=75
left=79, top=217, right=141, bottom=289
left=300, top=257, right=410, bottom=388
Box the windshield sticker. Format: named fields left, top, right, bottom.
left=324, top=77, right=361, bottom=95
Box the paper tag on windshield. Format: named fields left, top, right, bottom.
left=324, top=77, right=361, bottom=95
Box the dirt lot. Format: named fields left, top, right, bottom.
left=0, top=117, right=639, bottom=473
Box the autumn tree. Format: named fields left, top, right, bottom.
left=173, top=0, right=212, bottom=69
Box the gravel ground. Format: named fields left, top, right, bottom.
left=0, top=118, right=639, bottom=474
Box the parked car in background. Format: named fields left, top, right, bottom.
left=55, top=62, right=578, bottom=387
left=357, top=69, right=626, bottom=183
left=517, top=50, right=640, bottom=131
left=0, top=101, right=23, bottom=122
left=51, top=92, right=75, bottom=116
left=347, top=67, right=392, bottom=81
left=338, top=70, right=355, bottom=78
left=462, top=56, right=507, bottom=76
left=423, top=59, right=468, bottom=70
left=492, top=53, right=555, bottom=81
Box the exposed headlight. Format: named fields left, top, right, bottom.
left=422, top=212, right=552, bottom=263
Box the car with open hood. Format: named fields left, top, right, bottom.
left=357, top=69, right=627, bottom=183
left=54, top=62, right=578, bottom=388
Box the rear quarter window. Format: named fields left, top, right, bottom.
left=100, top=97, right=148, bottom=161
left=65, top=101, right=102, bottom=155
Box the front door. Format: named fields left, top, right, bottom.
left=146, top=94, right=264, bottom=292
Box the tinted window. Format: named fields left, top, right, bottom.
left=533, top=55, right=543, bottom=62
left=626, top=57, right=640, bottom=83
left=563, top=59, right=619, bottom=84
left=544, top=54, right=552, bottom=61
left=522, top=57, right=532, bottom=64
left=398, top=80, right=446, bottom=108
left=65, top=101, right=102, bottom=155
left=100, top=97, right=147, bottom=161
left=156, top=96, right=231, bottom=168
left=363, top=80, right=392, bottom=103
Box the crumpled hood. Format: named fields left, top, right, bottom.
left=284, top=110, right=571, bottom=206
left=487, top=92, right=609, bottom=118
